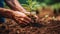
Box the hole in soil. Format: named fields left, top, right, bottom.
left=20, top=23, right=44, bottom=28
left=30, top=23, right=44, bottom=28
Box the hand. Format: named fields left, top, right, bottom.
left=13, top=11, right=33, bottom=25
left=23, top=11, right=39, bottom=23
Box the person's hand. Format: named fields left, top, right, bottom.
left=13, top=11, right=33, bottom=25
left=23, top=11, right=39, bottom=23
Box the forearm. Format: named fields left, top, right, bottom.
left=0, top=8, right=14, bottom=19
left=4, top=0, right=27, bottom=12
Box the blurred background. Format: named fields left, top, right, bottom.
left=1, top=0, right=60, bottom=34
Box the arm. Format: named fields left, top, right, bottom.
left=4, top=0, right=27, bottom=12
left=4, top=0, right=37, bottom=23
left=0, top=8, right=14, bottom=19
left=0, top=8, right=32, bottom=24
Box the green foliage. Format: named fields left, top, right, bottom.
left=51, top=3, right=60, bottom=9
left=4, top=0, right=60, bottom=13
left=22, top=0, right=40, bottom=12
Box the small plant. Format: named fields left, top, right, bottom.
left=22, top=0, right=40, bottom=12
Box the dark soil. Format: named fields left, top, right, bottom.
left=0, top=18, right=60, bottom=34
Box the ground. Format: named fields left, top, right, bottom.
left=0, top=18, right=60, bottom=34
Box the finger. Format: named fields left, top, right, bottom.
left=24, top=17, right=34, bottom=23
left=34, top=15, right=38, bottom=19
left=22, top=19, right=30, bottom=24
left=23, top=12, right=30, bottom=15
left=34, top=15, right=39, bottom=21
left=14, top=17, right=24, bottom=24
left=21, top=21, right=29, bottom=25
left=15, top=19, right=22, bottom=24
left=17, top=18, right=29, bottom=24
left=13, top=17, right=27, bottom=24
left=20, top=18, right=30, bottom=24
left=19, top=20, right=28, bottom=25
